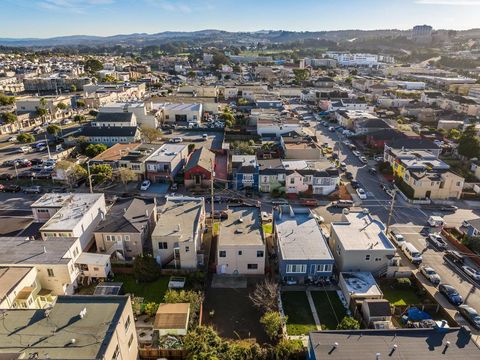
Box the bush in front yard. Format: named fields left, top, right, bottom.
left=336, top=316, right=360, bottom=330
left=133, top=255, right=161, bottom=282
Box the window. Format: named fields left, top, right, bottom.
left=37, top=209, right=49, bottom=213
left=112, top=345, right=120, bottom=360
left=238, top=250, right=242, bottom=255
left=47, top=269, right=54, bottom=277
left=286, top=264, right=306, bottom=274
left=124, top=235, right=130, bottom=242
left=147, top=164, right=156, bottom=171
left=290, top=177, right=295, bottom=184
left=365, top=254, right=371, bottom=261
left=247, top=264, right=258, bottom=270
left=257, top=250, right=264, bottom=258
left=158, top=242, right=168, bottom=249
left=132, top=164, right=141, bottom=171
left=219, top=250, right=226, bottom=257
left=93, top=267, right=99, bottom=271
left=128, top=334, right=134, bottom=349
left=243, top=174, right=253, bottom=182
left=124, top=315, right=131, bottom=332
left=185, top=246, right=190, bottom=252
left=375, top=258, right=382, bottom=262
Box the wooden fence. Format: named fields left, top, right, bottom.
left=442, top=228, right=480, bottom=267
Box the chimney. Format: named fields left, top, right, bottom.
left=43, top=246, right=47, bottom=254
left=376, top=353, right=381, bottom=360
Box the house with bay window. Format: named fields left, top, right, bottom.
left=145, top=143, right=189, bottom=183
left=232, top=155, right=259, bottom=191
left=274, top=206, right=334, bottom=284
left=284, top=167, right=340, bottom=195
left=258, top=159, right=286, bottom=193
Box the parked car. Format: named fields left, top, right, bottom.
left=356, top=188, right=367, bottom=199
left=438, top=284, right=463, bottom=306
left=345, top=171, right=354, bottom=180
left=328, top=126, right=335, bottom=132
left=458, top=305, right=480, bottom=330
left=30, top=158, right=44, bottom=165
left=17, top=160, right=32, bottom=168
left=261, top=211, right=272, bottom=223
left=350, top=180, right=360, bottom=189
left=368, top=167, right=377, bottom=175
left=374, top=155, right=384, bottom=162
left=301, top=198, right=319, bottom=207
left=420, top=265, right=441, bottom=285
left=8, top=136, right=16, bottom=142
left=3, top=184, right=21, bottom=192
left=439, top=205, right=458, bottom=212
left=444, top=250, right=465, bottom=265
left=170, top=183, right=178, bottom=191
left=340, top=162, right=347, bottom=171
left=170, top=137, right=183, bottom=143
left=140, top=180, right=151, bottom=191
left=212, top=210, right=228, bottom=220
left=331, top=200, right=354, bottom=208
left=401, top=242, right=422, bottom=265
left=462, top=266, right=480, bottom=281
left=18, top=170, right=36, bottom=179
left=0, top=173, right=14, bottom=180
left=23, top=185, right=42, bottom=194
left=427, top=233, right=448, bottom=250
left=359, top=156, right=368, bottom=164
left=352, top=150, right=361, bottom=157
left=36, top=170, right=52, bottom=179
left=389, top=229, right=406, bottom=246
left=271, top=199, right=289, bottom=206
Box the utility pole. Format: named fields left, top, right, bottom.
left=44, top=133, right=51, bottom=159
left=210, top=158, right=215, bottom=222
left=87, top=160, right=93, bottom=194
left=386, top=189, right=397, bottom=234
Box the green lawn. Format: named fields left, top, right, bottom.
left=311, top=291, right=346, bottom=330
left=379, top=283, right=423, bottom=306
left=281, top=291, right=317, bottom=335
left=113, top=273, right=170, bottom=302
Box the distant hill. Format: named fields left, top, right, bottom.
left=0, top=28, right=479, bottom=48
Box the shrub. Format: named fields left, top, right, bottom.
left=133, top=255, right=161, bottom=282
left=144, top=302, right=159, bottom=317
left=260, top=311, right=283, bottom=340
left=336, top=316, right=360, bottom=330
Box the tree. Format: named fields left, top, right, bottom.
left=293, top=68, right=309, bottom=84
left=73, top=114, right=86, bottom=123
left=103, top=74, right=117, bottom=83
left=1, top=112, right=17, bottom=124
left=141, top=126, right=163, bottom=143
left=0, top=93, right=15, bottom=106
left=55, top=160, right=87, bottom=189
left=211, top=51, right=230, bottom=68
left=458, top=125, right=480, bottom=158
left=143, top=302, right=159, bottom=318
left=272, top=339, right=305, bottom=360
left=56, top=102, right=67, bottom=110
left=36, top=107, right=48, bottom=122
left=84, top=58, right=103, bottom=74
left=187, top=70, right=196, bottom=78
left=133, top=255, right=161, bottom=282
left=70, top=84, right=77, bottom=92
left=164, top=290, right=204, bottom=329
left=249, top=279, right=279, bottom=312
left=76, top=100, right=86, bottom=108
left=17, top=133, right=35, bottom=143
left=448, top=128, right=461, bottom=141
left=184, top=326, right=227, bottom=360
left=226, top=341, right=266, bottom=360
left=336, top=316, right=360, bottom=330
left=85, top=143, right=107, bottom=158
left=46, top=124, right=62, bottom=137
left=90, top=164, right=113, bottom=184
left=118, top=167, right=137, bottom=191
left=260, top=311, right=283, bottom=340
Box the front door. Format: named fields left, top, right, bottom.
left=310, top=264, right=316, bottom=275
left=195, top=175, right=201, bottom=185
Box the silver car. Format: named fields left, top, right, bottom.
left=420, top=265, right=441, bottom=285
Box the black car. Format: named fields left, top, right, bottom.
left=3, top=184, right=21, bottom=192
left=458, top=305, right=480, bottom=330
left=0, top=173, right=14, bottom=180
left=439, top=284, right=463, bottom=306
left=30, top=158, right=44, bottom=165
left=18, top=170, right=36, bottom=179
left=351, top=180, right=360, bottom=189
left=444, top=250, right=465, bottom=265
left=368, top=167, right=377, bottom=175
left=212, top=211, right=228, bottom=220
left=345, top=172, right=354, bottom=180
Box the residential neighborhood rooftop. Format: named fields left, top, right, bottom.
left=219, top=207, right=264, bottom=246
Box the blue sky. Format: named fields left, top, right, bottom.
left=1, top=0, right=479, bottom=38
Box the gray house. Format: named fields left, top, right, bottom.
left=274, top=206, right=334, bottom=284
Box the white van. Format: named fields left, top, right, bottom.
left=427, top=216, right=445, bottom=227
left=401, top=242, right=423, bottom=265
left=389, top=229, right=405, bottom=247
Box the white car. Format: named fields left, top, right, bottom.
left=329, top=126, right=335, bottom=132
left=463, top=266, right=480, bottom=281
left=140, top=180, right=151, bottom=191
left=352, top=150, right=361, bottom=157
left=356, top=188, right=367, bottom=199
left=359, top=156, right=368, bottom=164
left=170, top=137, right=183, bottom=143
left=8, top=136, right=16, bottom=142
left=420, top=265, right=441, bottom=285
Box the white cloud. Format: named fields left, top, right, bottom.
left=147, top=0, right=192, bottom=13
left=415, top=0, right=480, bottom=5
left=37, top=0, right=114, bottom=13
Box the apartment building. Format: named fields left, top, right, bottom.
left=151, top=196, right=206, bottom=269
left=330, top=210, right=397, bottom=274
left=145, top=143, right=189, bottom=183
left=32, top=193, right=107, bottom=250
left=0, top=295, right=138, bottom=360
left=99, top=101, right=158, bottom=128
left=216, top=207, right=265, bottom=275
left=157, top=102, right=203, bottom=124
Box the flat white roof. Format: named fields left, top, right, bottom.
left=146, top=143, right=187, bottom=163
left=76, top=252, right=110, bottom=266
left=331, top=211, right=394, bottom=251
left=159, top=103, right=202, bottom=111
left=34, top=193, right=104, bottom=232
left=340, top=272, right=383, bottom=297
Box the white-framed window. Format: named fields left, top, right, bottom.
left=158, top=242, right=168, bottom=249
left=132, top=164, right=141, bottom=171
left=290, top=177, right=295, bottom=184
left=286, top=264, right=306, bottom=274
left=124, top=235, right=130, bottom=241
left=147, top=164, right=156, bottom=171
left=243, top=174, right=253, bottom=182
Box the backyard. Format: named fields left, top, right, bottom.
left=311, top=291, right=347, bottom=330
left=379, top=279, right=425, bottom=306
left=281, top=291, right=317, bottom=335
left=113, top=273, right=170, bottom=302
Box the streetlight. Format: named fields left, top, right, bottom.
left=86, top=160, right=93, bottom=194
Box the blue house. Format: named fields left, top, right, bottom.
left=465, top=218, right=480, bottom=237
left=232, top=155, right=259, bottom=191
left=274, top=206, right=334, bottom=284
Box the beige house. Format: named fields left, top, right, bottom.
left=403, top=170, right=464, bottom=200
left=0, top=295, right=138, bottom=360
left=216, top=207, right=265, bottom=275
left=152, top=196, right=206, bottom=269
left=94, top=197, right=157, bottom=259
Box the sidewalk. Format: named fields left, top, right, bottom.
left=306, top=289, right=322, bottom=331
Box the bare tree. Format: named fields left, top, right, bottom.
left=141, top=126, right=163, bottom=143
left=249, top=279, right=279, bottom=312
left=118, top=167, right=137, bottom=191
